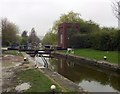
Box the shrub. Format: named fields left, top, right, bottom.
left=69, top=34, right=91, bottom=48
left=90, top=30, right=119, bottom=51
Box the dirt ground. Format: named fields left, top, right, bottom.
left=2, top=54, right=26, bottom=92
left=2, top=55, right=24, bottom=68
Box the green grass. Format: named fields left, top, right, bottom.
left=61, top=48, right=119, bottom=64
left=3, top=50, right=23, bottom=56
left=16, top=69, right=63, bottom=92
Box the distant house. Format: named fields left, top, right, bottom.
left=58, top=22, right=80, bottom=49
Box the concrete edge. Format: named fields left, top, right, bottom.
left=52, top=52, right=120, bottom=73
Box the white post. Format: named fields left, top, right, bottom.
left=50, top=85, right=56, bottom=94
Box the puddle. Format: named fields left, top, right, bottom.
left=15, top=82, right=31, bottom=92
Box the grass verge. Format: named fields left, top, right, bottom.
left=3, top=50, right=23, bottom=56
left=60, top=48, right=119, bottom=64
left=16, top=69, right=64, bottom=92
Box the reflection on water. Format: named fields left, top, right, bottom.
left=48, top=57, right=120, bottom=92
left=79, top=80, right=118, bottom=92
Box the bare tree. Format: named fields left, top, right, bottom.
left=112, top=1, right=120, bottom=28
left=112, top=1, right=120, bottom=19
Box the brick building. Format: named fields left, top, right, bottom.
left=58, top=22, right=80, bottom=49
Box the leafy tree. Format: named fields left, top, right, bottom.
left=52, top=11, right=100, bottom=34
left=52, top=11, right=83, bottom=33
left=21, top=30, right=28, bottom=45
left=28, top=28, right=40, bottom=48
left=42, top=30, right=57, bottom=45
left=90, top=29, right=119, bottom=51
left=1, top=18, right=19, bottom=46
left=81, top=20, right=100, bottom=33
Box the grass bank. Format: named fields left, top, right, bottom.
left=3, top=50, right=23, bottom=56
left=61, top=48, right=119, bottom=64
left=16, top=69, right=64, bottom=92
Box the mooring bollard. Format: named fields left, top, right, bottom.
left=104, top=56, right=107, bottom=60
left=50, top=85, right=56, bottom=94
left=24, top=57, right=27, bottom=61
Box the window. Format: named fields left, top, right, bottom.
left=60, top=34, right=63, bottom=44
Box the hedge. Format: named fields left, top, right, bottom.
left=68, top=30, right=119, bottom=51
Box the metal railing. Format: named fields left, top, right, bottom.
left=40, top=54, right=48, bottom=68
left=35, top=54, right=48, bottom=68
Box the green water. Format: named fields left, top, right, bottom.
left=48, top=57, right=120, bottom=92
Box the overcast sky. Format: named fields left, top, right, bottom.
left=0, top=0, right=119, bottom=36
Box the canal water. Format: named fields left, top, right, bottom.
left=36, top=56, right=120, bottom=92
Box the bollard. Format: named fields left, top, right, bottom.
left=24, top=57, right=27, bottom=61
left=50, top=85, right=56, bottom=94
left=104, top=56, right=107, bottom=60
